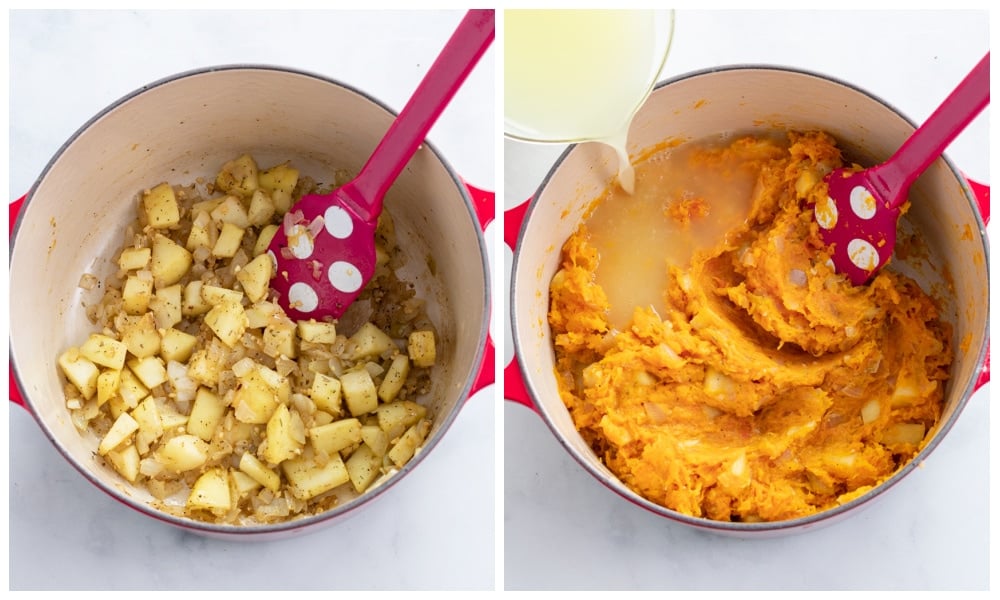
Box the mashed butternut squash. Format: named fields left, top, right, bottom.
left=549, top=131, right=951, bottom=522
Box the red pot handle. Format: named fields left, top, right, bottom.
left=965, top=176, right=990, bottom=390
left=8, top=184, right=500, bottom=407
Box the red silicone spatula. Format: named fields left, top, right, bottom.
left=268, top=9, right=494, bottom=320
left=815, top=52, right=989, bottom=285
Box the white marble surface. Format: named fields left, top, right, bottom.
left=8, top=9, right=495, bottom=590
left=503, top=9, right=991, bottom=590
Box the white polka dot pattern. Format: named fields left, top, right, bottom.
left=847, top=238, right=879, bottom=272
left=328, top=260, right=364, bottom=293
left=815, top=196, right=838, bottom=230
left=324, top=206, right=355, bottom=239
left=849, top=185, right=877, bottom=220
left=288, top=224, right=314, bottom=259
left=288, top=281, right=319, bottom=313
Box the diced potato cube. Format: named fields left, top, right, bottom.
left=182, top=280, right=213, bottom=316
left=230, top=469, right=262, bottom=498
left=262, top=404, right=306, bottom=464
left=350, top=322, right=394, bottom=360
left=341, top=369, right=378, bottom=416
left=212, top=222, right=246, bottom=258
left=407, top=330, right=436, bottom=368
left=361, top=424, right=389, bottom=457
left=205, top=300, right=248, bottom=348
left=98, top=412, right=139, bottom=455
left=345, top=444, right=382, bottom=493
left=236, top=253, right=273, bottom=304
left=187, top=468, right=231, bottom=512
left=122, top=274, right=154, bottom=314
left=106, top=444, right=141, bottom=483
left=117, top=368, right=149, bottom=409
left=96, top=369, right=121, bottom=407
left=201, top=284, right=244, bottom=305
left=263, top=317, right=297, bottom=359
left=297, top=320, right=337, bottom=344
left=186, top=220, right=214, bottom=252
left=247, top=189, right=276, bottom=227
left=126, top=355, right=168, bottom=389
left=378, top=353, right=410, bottom=402
left=387, top=419, right=431, bottom=468
left=246, top=301, right=281, bottom=328
left=233, top=369, right=281, bottom=424
left=308, top=418, right=362, bottom=456
left=881, top=422, right=926, bottom=446
left=187, top=387, right=227, bottom=442
left=271, top=190, right=293, bottom=215
left=215, top=154, right=259, bottom=198
left=258, top=162, right=299, bottom=195
left=187, top=347, right=225, bottom=387
left=239, top=452, right=281, bottom=491
left=256, top=364, right=291, bottom=404
left=254, top=224, right=279, bottom=256
left=160, top=328, right=198, bottom=363
left=118, top=246, right=151, bottom=271
left=376, top=400, right=427, bottom=441
left=151, top=233, right=193, bottom=288
left=282, top=454, right=350, bottom=501
left=210, top=195, right=251, bottom=229
left=143, top=182, right=181, bottom=229
left=79, top=334, right=127, bottom=370
left=120, top=313, right=161, bottom=358
left=131, top=395, right=164, bottom=454
left=58, top=348, right=99, bottom=400
left=309, top=373, right=342, bottom=415
left=150, top=284, right=182, bottom=329
left=154, top=434, right=209, bottom=472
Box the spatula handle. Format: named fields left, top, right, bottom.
left=349, top=9, right=494, bottom=220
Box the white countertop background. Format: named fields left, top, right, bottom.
left=503, top=8, right=992, bottom=591
left=8, top=9, right=495, bottom=591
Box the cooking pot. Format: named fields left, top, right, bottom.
left=8, top=65, right=494, bottom=539
left=506, top=65, right=989, bottom=535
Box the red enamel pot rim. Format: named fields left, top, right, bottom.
left=9, top=64, right=493, bottom=539
left=508, top=63, right=990, bottom=535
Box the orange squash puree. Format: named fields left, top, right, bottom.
left=548, top=131, right=951, bottom=522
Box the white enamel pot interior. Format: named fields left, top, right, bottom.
left=510, top=65, right=989, bottom=535
left=9, top=65, right=491, bottom=539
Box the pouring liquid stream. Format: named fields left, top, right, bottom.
left=504, top=9, right=668, bottom=194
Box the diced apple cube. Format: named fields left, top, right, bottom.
left=378, top=353, right=410, bottom=402
left=236, top=253, right=273, bottom=304
left=118, top=246, right=151, bottom=271
left=122, top=274, right=154, bottom=315
left=212, top=222, right=246, bottom=258
left=187, top=468, right=232, bottom=512
left=350, top=322, right=394, bottom=360
left=258, top=162, right=299, bottom=195
left=155, top=434, right=209, bottom=472
left=143, top=182, right=181, bottom=229
left=361, top=424, right=389, bottom=457
left=58, top=348, right=99, bottom=400
left=126, top=355, right=168, bottom=389
left=230, top=469, right=262, bottom=498
left=247, top=189, right=276, bottom=227
left=407, top=330, right=436, bottom=368
left=282, top=454, right=350, bottom=501
left=201, top=284, right=244, bottom=305
left=187, top=387, right=227, bottom=442
left=881, top=422, right=926, bottom=446
left=160, top=328, right=198, bottom=363
left=131, top=395, right=164, bottom=454
left=239, top=452, right=281, bottom=491
left=186, top=220, right=214, bottom=252
left=233, top=369, right=281, bottom=424
left=151, top=233, right=193, bottom=288
left=308, top=418, right=362, bottom=456
left=263, top=317, right=297, bottom=359
left=245, top=301, right=280, bottom=328
left=205, top=299, right=248, bottom=348
left=298, top=320, right=337, bottom=344
left=96, top=369, right=121, bottom=407
left=341, top=369, right=378, bottom=416
left=118, top=367, right=149, bottom=409
left=98, top=412, right=139, bottom=455
left=345, top=444, right=382, bottom=493
left=80, top=333, right=127, bottom=370
left=215, top=154, right=259, bottom=198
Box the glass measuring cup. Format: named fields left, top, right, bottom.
left=503, top=9, right=675, bottom=193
